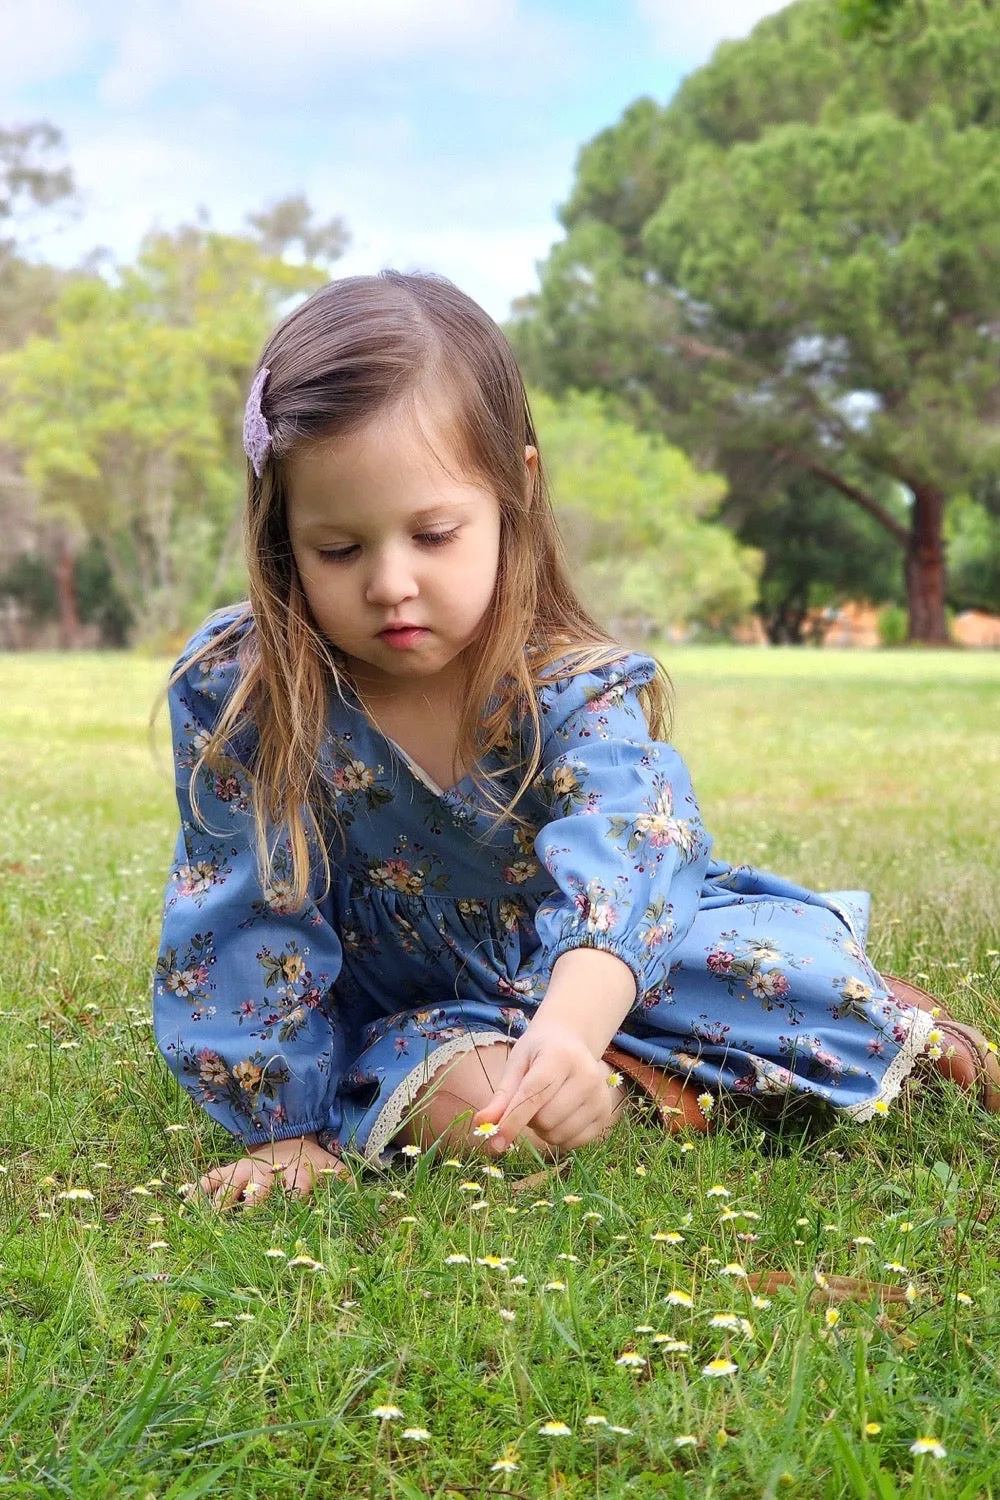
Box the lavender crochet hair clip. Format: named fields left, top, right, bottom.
left=242, top=366, right=272, bottom=477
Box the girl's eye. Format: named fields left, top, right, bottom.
left=317, top=529, right=459, bottom=562
left=416, top=528, right=459, bottom=547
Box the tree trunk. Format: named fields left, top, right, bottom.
left=773, top=450, right=952, bottom=646
left=53, top=529, right=81, bottom=649
left=765, top=598, right=808, bottom=645
left=905, top=482, right=949, bottom=644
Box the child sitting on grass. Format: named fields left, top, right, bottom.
left=153, top=270, right=999, bottom=1211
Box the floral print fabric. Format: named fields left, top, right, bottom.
left=153, top=608, right=933, bottom=1157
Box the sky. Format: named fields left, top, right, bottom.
left=1, top=0, right=791, bottom=323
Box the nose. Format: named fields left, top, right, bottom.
left=364, top=544, right=418, bottom=608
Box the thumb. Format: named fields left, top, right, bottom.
left=472, top=1045, right=532, bottom=1140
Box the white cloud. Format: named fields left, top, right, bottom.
left=33, top=100, right=571, bottom=321
left=331, top=223, right=565, bottom=325
left=0, top=0, right=93, bottom=87
left=637, top=0, right=793, bottom=57
left=0, top=0, right=539, bottom=105
left=93, top=0, right=529, bottom=107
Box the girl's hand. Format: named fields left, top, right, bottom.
left=472, top=1025, right=624, bottom=1154
left=187, top=1133, right=353, bottom=1211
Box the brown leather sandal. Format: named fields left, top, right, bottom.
left=881, top=973, right=1000, bottom=1112
left=603, top=1044, right=714, bottom=1134
left=933, top=1018, right=1000, bottom=1112
left=880, top=972, right=955, bottom=1021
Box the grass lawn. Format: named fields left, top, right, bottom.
left=1, top=644, right=999, bottom=1498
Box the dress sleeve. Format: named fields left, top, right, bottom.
left=529, top=653, right=711, bottom=1014
left=152, top=611, right=347, bottom=1148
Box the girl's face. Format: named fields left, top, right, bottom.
left=286, top=395, right=535, bottom=699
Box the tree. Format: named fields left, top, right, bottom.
left=0, top=121, right=82, bottom=644
left=245, top=193, right=350, bottom=263
left=531, top=387, right=761, bottom=635
left=0, top=202, right=348, bottom=644
left=510, top=0, right=1000, bottom=642
left=946, top=494, right=1000, bottom=615
left=838, top=0, right=906, bottom=38
left=726, top=471, right=905, bottom=643
left=0, top=120, right=80, bottom=350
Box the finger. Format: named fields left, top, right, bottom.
left=239, top=1162, right=280, bottom=1207
left=472, top=1048, right=532, bottom=1136
left=211, top=1170, right=248, bottom=1206
left=540, top=1105, right=609, bottom=1152
left=534, top=1072, right=627, bottom=1137
left=495, top=1067, right=562, bottom=1147
left=530, top=1081, right=596, bottom=1137
left=281, top=1161, right=317, bottom=1200
left=196, top=1162, right=241, bottom=1201
left=210, top=1161, right=251, bottom=1211
left=213, top=1159, right=274, bottom=1211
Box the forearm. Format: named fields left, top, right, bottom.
left=531, top=946, right=637, bottom=1057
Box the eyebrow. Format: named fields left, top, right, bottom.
left=298, top=500, right=476, bottom=537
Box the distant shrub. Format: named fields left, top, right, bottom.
left=878, top=604, right=908, bottom=647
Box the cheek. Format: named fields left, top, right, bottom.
left=294, top=556, right=338, bottom=618
left=469, top=521, right=501, bottom=587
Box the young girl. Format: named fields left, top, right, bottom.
left=153, top=270, right=1000, bottom=1211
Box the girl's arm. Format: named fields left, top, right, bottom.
left=476, top=948, right=636, bottom=1153
left=476, top=653, right=711, bottom=1149
left=534, top=946, right=637, bottom=1055
left=153, top=613, right=347, bottom=1153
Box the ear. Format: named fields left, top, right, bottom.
left=524, top=445, right=538, bottom=489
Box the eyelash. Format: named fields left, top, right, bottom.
left=317, top=529, right=460, bottom=562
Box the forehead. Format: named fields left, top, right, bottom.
left=285, top=399, right=490, bottom=532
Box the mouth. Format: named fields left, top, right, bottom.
left=378, top=625, right=429, bottom=648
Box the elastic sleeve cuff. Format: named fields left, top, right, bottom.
left=239, top=1117, right=330, bottom=1149
left=544, top=934, right=647, bottom=1013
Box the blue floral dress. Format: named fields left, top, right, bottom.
left=153, top=608, right=934, bottom=1163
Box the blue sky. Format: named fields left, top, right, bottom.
left=1, top=0, right=789, bottom=321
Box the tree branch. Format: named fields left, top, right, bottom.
left=772, top=447, right=910, bottom=547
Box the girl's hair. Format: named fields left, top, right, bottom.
left=164, top=270, right=672, bottom=908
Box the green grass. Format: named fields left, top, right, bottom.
left=1, top=645, right=999, bottom=1499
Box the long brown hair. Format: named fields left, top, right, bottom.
left=163, top=271, right=672, bottom=908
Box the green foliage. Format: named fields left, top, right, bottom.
left=642, top=106, right=1000, bottom=494
left=531, top=387, right=762, bottom=632
left=945, top=494, right=1000, bottom=614
left=0, top=550, right=57, bottom=622
left=877, top=603, right=908, bottom=645
left=0, top=211, right=340, bottom=643
left=74, top=536, right=134, bottom=647
left=0, top=121, right=78, bottom=349
left=838, top=0, right=905, bottom=39
left=514, top=0, right=1000, bottom=640
left=731, top=476, right=905, bottom=643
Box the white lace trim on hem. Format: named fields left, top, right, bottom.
left=842, top=1006, right=937, bottom=1122
left=363, top=1030, right=513, bottom=1163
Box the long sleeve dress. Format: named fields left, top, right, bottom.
left=153, top=607, right=935, bottom=1163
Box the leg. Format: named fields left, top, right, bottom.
left=392, top=1040, right=633, bottom=1157
left=391, top=1042, right=560, bottom=1158
left=390, top=1041, right=631, bottom=1158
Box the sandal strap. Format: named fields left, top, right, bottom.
left=936, top=1020, right=1000, bottom=1112
left=880, top=972, right=955, bottom=1021
left=603, top=1044, right=713, bottom=1134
